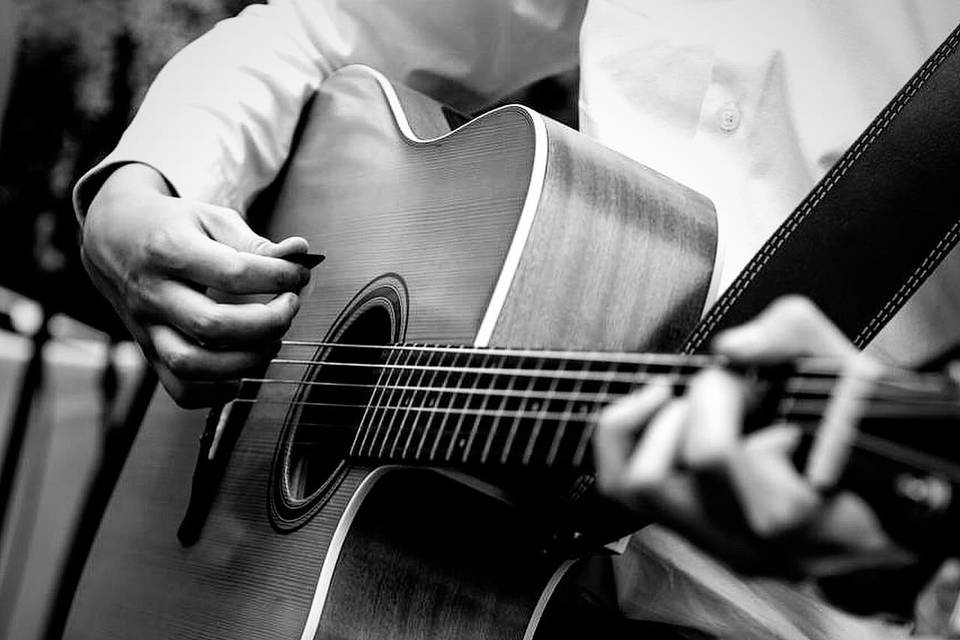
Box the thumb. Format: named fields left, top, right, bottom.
left=712, top=296, right=857, bottom=362
left=255, top=236, right=310, bottom=259
left=200, top=205, right=309, bottom=257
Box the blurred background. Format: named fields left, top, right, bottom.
left=1, top=0, right=269, bottom=334
left=0, top=5, right=274, bottom=639
left=0, top=2, right=577, bottom=639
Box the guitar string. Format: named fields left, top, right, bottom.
left=276, top=340, right=959, bottom=392
left=277, top=339, right=853, bottom=375
left=207, top=413, right=960, bottom=478
left=237, top=376, right=954, bottom=406
left=229, top=396, right=960, bottom=421
left=233, top=369, right=958, bottom=414
left=211, top=413, right=960, bottom=481
left=241, top=360, right=951, bottom=399
left=265, top=343, right=954, bottom=390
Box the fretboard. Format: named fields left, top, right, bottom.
left=343, top=344, right=960, bottom=473
left=348, top=345, right=707, bottom=469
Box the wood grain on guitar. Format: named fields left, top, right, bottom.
left=63, top=65, right=721, bottom=639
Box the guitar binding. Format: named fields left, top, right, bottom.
left=269, top=273, right=409, bottom=532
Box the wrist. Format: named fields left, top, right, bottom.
left=96, top=163, right=174, bottom=200
left=85, top=163, right=174, bottom=229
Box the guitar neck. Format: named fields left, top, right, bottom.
left=346, top=345, right=960, bottom=474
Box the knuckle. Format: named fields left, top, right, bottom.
left=122, top=279, right=150, bottom=317
left=249, top=236, right=272, bottom=255
left=123, top=290, right=144, bottom=317
left=144, top=227, right=184, bottom=270
left=192, top=308, right=227, bottom=341
left=221, top=256, right=251, bottom=286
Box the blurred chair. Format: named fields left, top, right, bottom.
left=0, top=296, right=145, bottom=640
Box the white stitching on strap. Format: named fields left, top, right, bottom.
left=852, top=219, right=960, bottom=347
left=682, top=29, right=960, bottom=353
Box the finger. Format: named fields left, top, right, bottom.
left=621, top=397, right=689, bottom=492
left=198, top=205, right=308, bottom=257
left=593, top=382, right=672, bottom=495
left=798, top=492, right=909, bottom=577
left=154, top=365, right=241, bottom=408
left=142, top=282, right=299, bottom=347
left=806, top=354, right=881, bottom=489
left=729, top=425, right=820, bottom=537
left=681, top=367, right=746, bottom=467
left=914, top=559, right=960, bottom=637
left=712, top=295, right=857, bottom=362
left=164, top=230, right=311, bottom=294
left=110, top=314, right=241, bottom=408
left=150, top=324, right=280, bottom=381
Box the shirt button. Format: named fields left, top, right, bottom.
left=718, top=103, right=741, bottom=132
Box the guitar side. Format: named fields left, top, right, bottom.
left=63, top=66, right=716, bottom=640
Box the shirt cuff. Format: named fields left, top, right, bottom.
left=72, top=140, right=236, bottom=225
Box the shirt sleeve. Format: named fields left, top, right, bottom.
left=73, top=0, right=585, bottom=218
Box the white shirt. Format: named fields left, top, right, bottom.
left=75, top=0, right=960, bottom=299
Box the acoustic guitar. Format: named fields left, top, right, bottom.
left=62, top=66, right=960, bottom=639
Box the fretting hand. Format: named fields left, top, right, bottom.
left=81, top=163, right=313, bottom=407
left=593, top=296, right=907, bottom=577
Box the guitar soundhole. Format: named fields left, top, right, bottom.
left=287, top=307, right=390, bottom=499
left=270, top=275, right=408, bottom=531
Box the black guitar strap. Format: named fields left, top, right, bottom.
left=682, top=24, right=960, bottom=354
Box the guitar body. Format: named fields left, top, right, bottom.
left=64, top=66, right=716, bottom=639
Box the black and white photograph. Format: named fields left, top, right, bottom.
left=1, top=2, right=960, bottom=638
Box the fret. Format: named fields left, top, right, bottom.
left=500, top=356, right=543, bottom=465
left=444, top=351, right=493, bottom=462
left=462, top=353, right=507, bottom=464
left=384, top=346, right=430, bottom=459
left=521, top=358, right=566, bottom=465
left=545, top=357, right=588, bottom=466
left=353, top=348, right=400, bottom=457
left=572, top=358, right=621, bottom=467
left=428, top=347, right=469, bottom=461
left=480, top=359, right=520, bottom=464
left=399, top=347, right=439, bottom=460
left=413, top=346, right=449, bottom=461
left=375, top=346, right=419, bottom=459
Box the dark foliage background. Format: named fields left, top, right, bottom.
left=0, top=0, right=265, bottom=335
left=0, top=0, right=575, bottom=337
